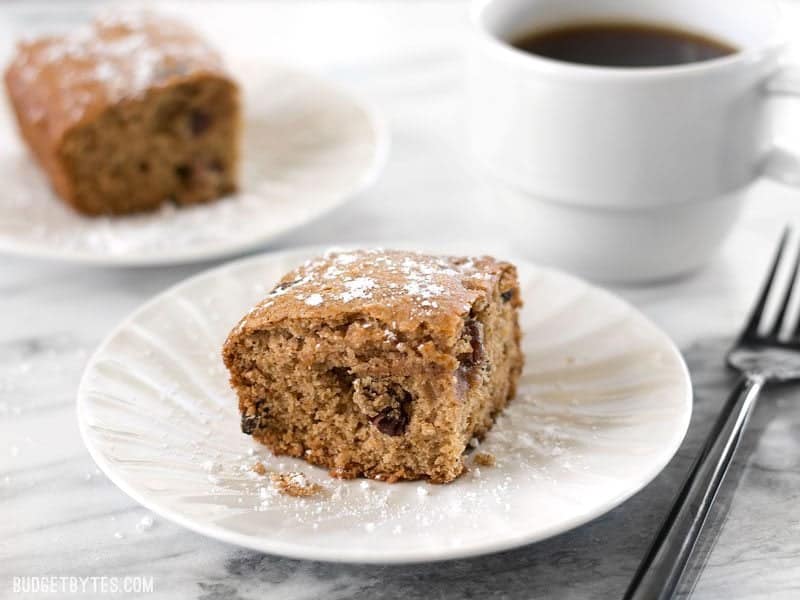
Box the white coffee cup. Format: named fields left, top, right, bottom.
left=469, top=0, right=800, bottom=282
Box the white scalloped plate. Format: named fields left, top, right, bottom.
left=0, top=62, right=387, bottom=266
left=77, top=247, right=692, bottom=563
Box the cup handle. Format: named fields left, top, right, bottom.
left=762, top=66, right=800, bottom=186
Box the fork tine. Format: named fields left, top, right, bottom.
left=771, top=229, right=800, bottom=339
left=740, top=227, right=790, bottom=340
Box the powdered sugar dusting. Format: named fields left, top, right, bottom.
left=8, top=12, right=226, bottom=128
left=403, top=280, right=444, bottom=299
left=340, top=277, right=376, bottom=302
left=246, top=249, right=505, bottom=325
left=304, top=293, right=324, bottom=306
left=333, top=253, right=358, bottom=265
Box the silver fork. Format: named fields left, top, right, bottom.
left=625, top=228, right=800, bottom=600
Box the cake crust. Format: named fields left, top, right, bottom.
left=223, top=250, right=523, bottom=483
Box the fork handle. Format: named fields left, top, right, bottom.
left=623, top=374, right=765, bottom=600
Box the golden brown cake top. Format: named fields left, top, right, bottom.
left=4, top=12, right=229, bottom=140
left=232, top=249, right=517, bottom=344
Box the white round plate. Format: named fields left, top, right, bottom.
left=77, top=247, right=692, bottom=563
left=0, top=63, right=387, bottom=266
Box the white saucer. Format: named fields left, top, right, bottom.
left=77, top=247, right=692, bottom=563
left=0, top=63, right=388, bottom=266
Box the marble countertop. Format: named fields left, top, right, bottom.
left=1, top=2, right=800, bottom=598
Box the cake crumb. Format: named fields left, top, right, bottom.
left=251, top=461, right=267, bottom=476
left=270, top=472, right=323, bottom=497
left=474, top=452, right=496, bottom=467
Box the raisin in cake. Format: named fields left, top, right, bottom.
left=222, top=250, right=523, bottom=483
left=4, top=13, right=240, bottom=215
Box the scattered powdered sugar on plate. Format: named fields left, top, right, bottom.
left=189, top=390, right=593, bottom=537
left=136, top=514, right=155, bottom=533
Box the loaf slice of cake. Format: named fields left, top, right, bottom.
left=4, top=13, right=240, bottom=216
left=222, top=250, right=523, bottom=483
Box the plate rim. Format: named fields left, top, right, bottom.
left=76, top=246, right=693, bottom=563
left=0, top=64, right=390, bottom=267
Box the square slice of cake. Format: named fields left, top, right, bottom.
left=4, top=13, right=240, bottom=215
left=223, top=250, right=523, bottom=483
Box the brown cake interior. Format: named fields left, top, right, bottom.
left=224, top=262, right=522, bottom=484
left=58, top=76, right=239, bottom=215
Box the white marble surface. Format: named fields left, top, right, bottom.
left=1, top=1, right=800, bottom=598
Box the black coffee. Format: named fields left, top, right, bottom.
left=511, top=22, right=737, bottom=68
